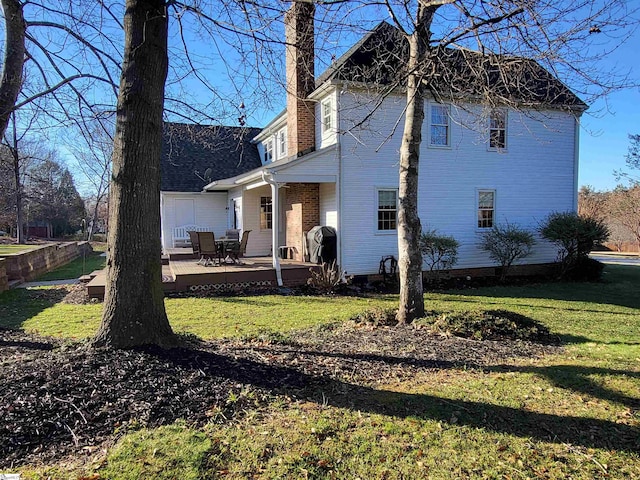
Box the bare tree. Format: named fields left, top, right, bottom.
left=65, top=117, right=113, bottom=241
left=607, top=185, right=640, bottom=251
left=0, top=110, right=46, bottom=242
left=578, top=185, right=608, bottom=221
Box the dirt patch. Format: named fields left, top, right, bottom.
left=0, top=325, right=560, bottom=468
left=62, top=284, right=100, bottom=305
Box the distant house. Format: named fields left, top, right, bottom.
left=160, top=11, right=586, bottom=283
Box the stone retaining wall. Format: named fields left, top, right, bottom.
left=0, top=242, right=93, bottom=286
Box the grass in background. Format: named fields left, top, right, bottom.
left=0, top=244, right=38, bottom=255
left=36, top=251, right=106, bottom=281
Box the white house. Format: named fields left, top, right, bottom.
left=160, top=10, right=586, bottom=284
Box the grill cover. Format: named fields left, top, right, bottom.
left=307, top=226, right=337, bottom=264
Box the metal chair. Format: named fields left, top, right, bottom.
left=187, top=230, right=200, bottom=257
left=227, top=230, right=251, bottom=264
left=197, top=231, right=223, bottom=266
left=224, top=229, right=240, bottom=240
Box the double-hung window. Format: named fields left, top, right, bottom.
left=260, top=196, right=272, bottom=230
left=377, top=189, right=397, bottom=231
left=321, top=98, right=333, bottom=135
left=489, top=110, right=507, bottom=149
left=430, top=104, right=450, bottom=147
left=264, top=139, right=273, bottom=163
left=278, top=129, right=287, bottom=158
left=477, top=190, right=495, bottom=228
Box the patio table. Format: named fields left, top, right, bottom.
left=216, top=239, right=241, bottom=262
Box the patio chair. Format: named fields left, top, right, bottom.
left=224, top=229, right=240, bottom=240
left=227, top=230, right=251, bottom=264
left=187, top=230, right=200, bottom=257
left=197, top=231, right=223, bottom=266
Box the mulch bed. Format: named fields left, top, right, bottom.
left=0, top=324, right=560, bottom=469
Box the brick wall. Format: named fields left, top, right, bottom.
left=285, top=183, right=320, bottom=261
left=285, top=2, right=316, bottom=157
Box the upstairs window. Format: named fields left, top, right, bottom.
left=264, top=139, right=273, bottom=163
left=377, top=189, right=397, bottom=231
left=321, top=97, right=333, bottom=135
left=489, top=110, right=507, bottom=149
left=278, top=129, right=287, bottom=158
left=260, top=196, right=272, bottom=230
left=430, top=104, right=450, bottom=147
left=478, top=190, right=495, bottom=228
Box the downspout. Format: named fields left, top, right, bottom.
left=262, top=170, right=283, bottom=286
left=336, top=87, right=343, bottom=274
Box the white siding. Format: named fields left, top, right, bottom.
left=319, top=183, right=337, bottom=228
left=337, top=91, right=578, bottom=275
left=241, top=185, right=274, bottom=256
left=160, top=192, right=228, bottom=250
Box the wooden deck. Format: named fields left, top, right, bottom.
left=86, top=251, right=317, bottom=299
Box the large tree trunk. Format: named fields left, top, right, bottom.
left=93, top=0, right=176, bottom=348
left=396, top=5, right=434, bottom=325
left=0, top=0, right=25, bottom=139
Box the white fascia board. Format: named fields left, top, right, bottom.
left=245, top=180, right=269, bottom=190
left=252, top=110, right=287, bottom=143
left=274, top=174, right=336, bottom=183
left=307, top=80, right=339, bottom=100
left=161, top=190, right=225, bottom=196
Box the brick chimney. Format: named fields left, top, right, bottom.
left=285, top=1, right=315, bottom=157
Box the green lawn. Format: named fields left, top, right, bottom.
left=0, top=244, right=38, bottom=255
left=3, top=264, right=639, bottom=479
left=35, top=250, right=106, bottom=281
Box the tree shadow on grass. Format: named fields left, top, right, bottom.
left=488, top=364, right=640, bottom=411
left=0, top=287, right=70, bottom=330
left=232, top=345, right=640, bottom=410
left=155, top=347, right=639, bottom=454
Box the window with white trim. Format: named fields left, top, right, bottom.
left=377, top=189, right=398, bottom=231
left=477, top=190, right=495, bottom=228
left=278, top=129, right=287, bottom=158
left=430, top=104, right=450, bottom=147
left=321, top=97, right=333, bottom=135
left=264, top=139, right=273, bottom=163
left=489, top=110, right=506, bottom=149
left=260, top=196, right=272, bottom=230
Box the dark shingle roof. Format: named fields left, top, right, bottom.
left=161, top=123, right=262, bottom=192
left=318, top=22, right=586, bottom=109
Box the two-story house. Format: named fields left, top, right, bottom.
left=160, top=6, right=586, bottom=283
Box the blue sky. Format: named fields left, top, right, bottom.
left=577, top=24, right=640, bottom=190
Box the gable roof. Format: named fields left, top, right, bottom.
left=317, top=22, right=586, bottom=110
left=161, top=123, right=262, bottom=192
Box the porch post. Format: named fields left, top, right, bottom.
left=262, top=171, right=283, bottom=286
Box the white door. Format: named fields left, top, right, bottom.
left=175, top=198, right=195, bottom=225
